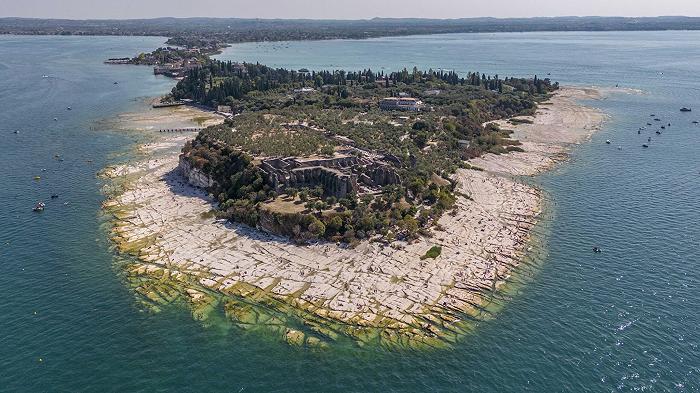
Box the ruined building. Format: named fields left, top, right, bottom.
left=260, top=153, right=400, bottom=199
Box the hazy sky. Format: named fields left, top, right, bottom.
left=3, top=0, right=700, bottom=19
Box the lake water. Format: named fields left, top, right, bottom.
left=2, top=32, right=699, bottom=391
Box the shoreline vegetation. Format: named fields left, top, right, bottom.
left=101, top=81, right=609, bottom=348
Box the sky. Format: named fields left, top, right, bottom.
left=2, top=0, right=700, bottom=19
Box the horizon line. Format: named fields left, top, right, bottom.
left=2, top=15, right=700, bottom=21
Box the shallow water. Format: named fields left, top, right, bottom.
left=2, top=32, right=699, bottom=391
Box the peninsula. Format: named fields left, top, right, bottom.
left=102, top=49, right=607, bottom=348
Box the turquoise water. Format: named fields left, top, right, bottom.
left=2, top=32, right=699, bottom=391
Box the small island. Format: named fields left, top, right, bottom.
left=104, top=53, right=604, bottom=349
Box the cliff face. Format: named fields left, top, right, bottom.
left=178, top=156, right=215, bottom=189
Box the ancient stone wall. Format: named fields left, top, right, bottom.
left=260, top=155, right=400, bottom=198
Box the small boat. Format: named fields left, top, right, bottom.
left=637, top=130, right=641, bottom=134
left=53, top=118, right=58, bottom=121
left=642, top=144, right=649, bottom=148
left=654, top=118, right=661, bottom=121
left=33, top=202, right=45, bottom=212
left=656, top=131, right=661, bottom=135
left=661, top=126, right=666, bottom=129
left=13, top=130, right=19, bottom=134
left=113, top=81, right=119, bottom=85
left=617, top=146, right=622, bottom=150
left=681, top=107, right=692, bottom=112
left=67, top=107, right=72, bottom=111
left=693, top=121, right=699, bottom=124
left=648, top=137, right=652, bottom=142
left=605, top=140, right=611, bottom=144
left=50, top=194, right=59, bottom=199
left=650, top=114, right=655, bottom=117
left=593, top=247, right=603, bottom=253
left=33, top=176, right=41, bottom=181
left=647, top=123, right=652, bottom=126
left=42, top=75, right=49, bottom=78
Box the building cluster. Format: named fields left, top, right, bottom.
left=379, top=97, right=424, bottom=111
left=153, top=58, right=201, bottom=78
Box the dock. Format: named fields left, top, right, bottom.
left=158, top=128, right=203, bottom=133
left=152, top=102, right=185, bottom=108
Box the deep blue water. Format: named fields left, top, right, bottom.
left=1, top=32, right=699, bottom=392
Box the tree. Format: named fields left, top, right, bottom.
left=400, top=216, right=419, bottom=238
left=327, top=216, right=344, bottom=232
left=299, top=188, right=309, bottom=202
left=412, top=131, right=428, bottom=148
left=307, top=217, right=326, bottom=238
left=315, top=201, right=328, bottom=214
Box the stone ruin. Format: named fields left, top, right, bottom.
left=260, top=153, right=401, bottom=198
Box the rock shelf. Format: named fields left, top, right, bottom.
left=104, top=87, right=607, bottom=349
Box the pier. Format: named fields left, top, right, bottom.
left=152, top=102, right=185, bottom=108
left=158, top=127, right=203, bottom=133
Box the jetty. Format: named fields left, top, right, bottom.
left=158, top=127, right=203, bottom=133
left=152, top=102, right=185, bottom=108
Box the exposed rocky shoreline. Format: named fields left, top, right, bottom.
left=102, top=87, right=608, bottom=349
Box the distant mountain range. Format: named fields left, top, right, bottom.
left=2, top=16, right=700, bottom=43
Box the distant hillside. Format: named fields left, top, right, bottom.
left=1, top=16, right=700, bottom=43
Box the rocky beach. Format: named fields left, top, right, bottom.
left=103, top=87, right=606, bottom=348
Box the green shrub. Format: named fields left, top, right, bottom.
left=420, top=246, right=442, bottom=260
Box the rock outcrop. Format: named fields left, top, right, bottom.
left=178, top=156, right=215, bottom=189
